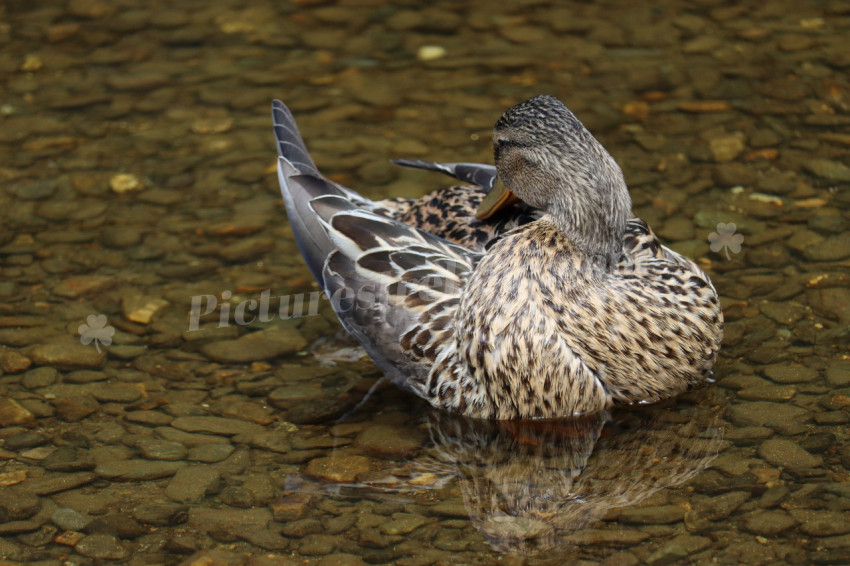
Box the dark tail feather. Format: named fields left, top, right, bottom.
left=277, top=164, right=336, bottom=286
left=272, top=100, right=319, bottom=176
left=273, top=100, right=345, bottom=286
left=392, top=159, right=498, bottom=190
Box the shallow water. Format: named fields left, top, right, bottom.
left=1, top=0, right=849, bottom=564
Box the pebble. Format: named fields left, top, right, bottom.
left=219, top=485, right=255, bottom=508
left=646, top=535, right=711, bottom=565
left=122, top=295, right=169, bottom=324
left=64, top=370, right=108, bottom=384
left=200, top=326, right=307, bottom=363
left=298, top=533, right=338, bottom=556
left=708, top=132, right=746, bottom=162
left=156, top=427, right=230, bottom=446
left=426, top=502, right=468, bottom=519
left=170, top=416, right=265, bottom=436
left=479, top=516, right=552, bottom=541
left=314, top=554, right=367, bottom=566
left=20, top=367, right=58, bottom=389
left=323, top=514, right=357, bottom=535
left=737, top=384, right=795, bottom=405
left=85, top=512, right=147, bottom=538
left=725, top=401, right=810, bottom=428
left=53, top=394, right=100, bottom=422
left=130, top=502, right=189, bottom=527
left=803, top=158, right=850, bottom=182
left=741, top=510, right=797, bottom=535
left=271, top=493, right=312, bottom=522
left=91, top=384, right=144, bottom=403
left=826, top=361, right=850, bottom=387
left=417, top=45, right=446, bottom=61
left=75, top=533, right=127, bottom=560
left=268, top=383, right=325, bottom=410
left=0, top=490, right=41, bottom=520
left=52, top=507, right=91, bottom=531
left=355, top=425, right=425, bottom=458
left=807, top=288, right=850, bottom=322
left=0, top=471, right=28, bottom=487
left=305, top=454, right=372, bottom=483
left=187, top=443, right=235, bottom=462
left=165, top=465, right=220, bottom=502
left=618, top=505, right=685, bottom=525
left=0, top=398, right=35, bottom=426
left=657, top=217, right=694, bottom=241
left=109, top=173, right=144, bottom=193
left=125, top=410, right=173, bottom=426
left=0, top=351, right=31, bottom=373
left=759, top=438, right=822, bottom=469
left=52, top=275, right=113, bottom=299
left=690, top=491, right=750, bottom=521
left=564, top=529, right=649, bottom=545
left=281, top=518, right=323, bottom=537
left=30, top=338, right=107, bottom=369
left=791, top=509, right=850, bottom=536
left=67, top=0, right=114, bottom=18
left=805, top=233, right=850, bottom=261
left=95, top=460, right=185, bottom=481
left=188, top=506, right=271, bottom=533
left=100, top=228, right=142, bottom=248
left=5, top=431, right=49, bottom=451
left=137, top=439, right=187, bottom=460
left=379, top=512, right=427, bottom=535
left=218, top=238, right=275, bottom=263
left=763, top=364, right=818, bottom=384
left=759, top=301, right=807, bottom=325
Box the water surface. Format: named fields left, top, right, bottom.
left=0, top=1, right=849, bottom=564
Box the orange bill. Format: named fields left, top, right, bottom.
left=475, top=179, right=521, bottom=220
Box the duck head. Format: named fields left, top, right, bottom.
left=477, top=95, right=632, bottom=261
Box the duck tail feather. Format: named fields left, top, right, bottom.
left=277, top=160, right=338, bottom=285
left=392, top=159, right=498, bottom=190
left=272, top=99, right=320, bottom=177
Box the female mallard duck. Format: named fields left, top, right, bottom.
left=272, top=94, right=723, bottom=420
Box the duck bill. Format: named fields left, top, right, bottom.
left=475, top=180, right=520, bottom=220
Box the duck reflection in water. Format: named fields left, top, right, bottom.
left=289, top=389, right=726, bottom=555
left=294, top=394, right=724, bottom=555
left=421, top=399, right=724, bottom=554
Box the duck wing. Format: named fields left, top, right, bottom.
left=273, top=100, right=481, bottom=391
left=273, top=100, right=395, bottom=283
left=316, top=202, right=480, bottom=390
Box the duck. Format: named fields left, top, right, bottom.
left=272, top=94, right=723, bottom=420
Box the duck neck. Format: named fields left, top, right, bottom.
left=547, top=174, right=631, bottom=270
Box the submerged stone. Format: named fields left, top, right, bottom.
left=759, top=438, right=822, bottom=469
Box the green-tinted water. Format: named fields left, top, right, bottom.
left=1, top=1, right=848, bottom=564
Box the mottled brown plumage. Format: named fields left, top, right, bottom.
left=273, top=95, right=723, bottom=420
left=380, top=184, right=540, bottom=252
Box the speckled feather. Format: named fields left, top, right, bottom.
left=272, top=96, right=723, bottom=420
left=380, top=183, right=540, bottom=252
